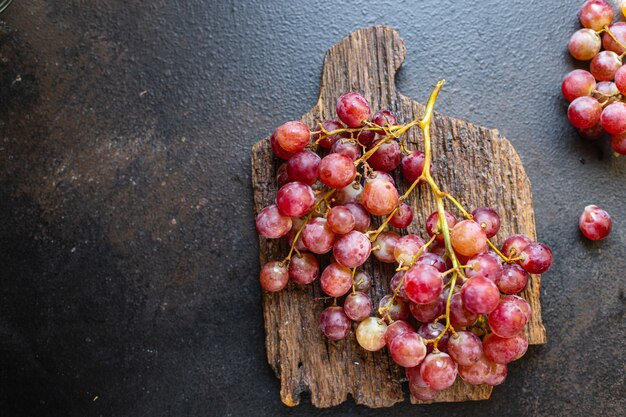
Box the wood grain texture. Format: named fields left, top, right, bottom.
left=251, top=26, right=546, bottom=408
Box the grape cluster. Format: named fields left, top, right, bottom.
left=256, top=81, right=553, bottom=398
left=563, top=0, right=626, bottom=154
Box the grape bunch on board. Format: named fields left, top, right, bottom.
left=255, top=81, right=554, bottom=399
left=563, top=0, right=626, bottom=154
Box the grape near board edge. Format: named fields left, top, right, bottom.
left=255, top=81, right=554, bottom=399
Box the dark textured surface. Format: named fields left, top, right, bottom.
left=0, top=1, right=624, bottom=416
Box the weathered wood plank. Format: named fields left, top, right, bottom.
left=251, top=25, right=545, bottom=408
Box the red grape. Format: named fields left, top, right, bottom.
left=320, top=263, right=353, bottom=297
left=465, top=252, right=503, bottom=282
left=368, top=139, right=402, bottom=172
left=611, top=131, right=626, bottom=154
left=316, top=119, right=345, bottom=149
left=286, top=218, right=308, bottom=253
left=415, top=252, right=447, bottom=273
left=259, top=261, right=289, bottom=292
left=378, top=294, right=410, bottom=321
left=601, top=102, right=626, bottom=134
left=336, top=92, right=371, bottom=127
left=333, top=230, right=372, bottom=268
left=333, top=183, right=362, bottom=206
left=286, top=150, right=320, bottom=185
left=355, top=128, right=375, bottom=147
left=426, top=210, right=457, bottom=242
left=461, top=276, right=500, bottom=314
left=319, top=153, right=357, bottom=189
left=458, top=353, right=491, bottom=385
left=276, top=162, right=291, bottom=186
left=320, top=306, right=351, bottom=341
left=497, top=263, right=529, bottom=294
left=276, top=181, right=315, bottom=218
left=302, top=217, right=336, bottom=254
left=450, top=220, right=488, bottom=257
left=389, top=271, right=410, bottom=302
left=288, top=253, right=319, bottom=285
left=404, top=264, right=443, bottom=305
left=371, top=109, right=398, bottom=133
left=519, top=242, right=553, bottom=274
left=567, top=96, right=602, bottom=129
left=579, top=0, right=614, bottom=31
left=603, top=22, right=626, bottom=54
left=615, top=66, right=626, bottom=95
left=417, top=322, right=450, bottom=353
left=410, top=297, right=445, bottom=323
left=407, top=368, right=439, bottom=401
left=501, top=234, right=531, bottom=258
left=330, top=138, right=362, bottom=161
left=401, top=150, right=427, bottom=183
left=590, top=50, right=622, bottom=81
left=420, top=352, right=458, bottom=390
left=394, top=234, right=427, bottom=265
left=578, top=123, right=606, bottom=140
left=344, top=202, right=371, bottom=232
left=488, top=295, right=530, bottom=338
left=384, top=320, right=414, bottom=346
left=273, top=121, right=310, bottom=153
left=361, top=178, right=399, bottom=216
left=448, top=331, right=483, bottom=366
left=373, top=231, right=401, bottom=263
left=471, top=207, right=501, bottom=238
left=390, top=332, right=427, bottom=368
left=579, top=204, right=612, bottom=240
left=483, top=361, right=507, bottom=386
left=353, top=269, right=372, bottom=292
left=389, top=202, right=414, bottom=228
left=326, top=206, right=356, bottom=234
left=483, top=332, right=528, bottom=364
left=562, top=70, right=596, bottom=102
left=256, top=204, right=293, bottom=239
left=270, top=132, right=295, bottom=160
left=367, top=170, right=395, bottom=185
left=568, top=28, right=601, bottom=60
left=356, top=317, right=387, bottom=351
left=449, top=291, right=478, bottom=327
left=343, top=291, right=372, bottom=322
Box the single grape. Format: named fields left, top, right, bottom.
left=419, top=352, right=458, bottom=390
left=519, top=242, right=553, bottom=274
left=270, top=132, right=295, bottom=160
left=593, top=81, right=620, bottom=104
left=384, top=320, right=414, bottom=346
left=333, top=183, right=363, bottom=206
left=458, top=353, right=491, bottom=385
left=567, top=96, right=602, bottom=129
left=601, top=102, right=626, bottom=134
left=449, top=291, right=478, bottom=328
left=483, top=332, right=528, bottom=364
left=276, top=162, right=291, bottom=186
left=448, top=331, right=483, bottom=366
left=371, top=109, right=398, bottom=133
left=336, top=92, right=371, bottom=127
left=401, top=150, right=427, bottom=183
left=343, top=291, right=372, bottom=322
left=461, top=276, right=500, bottom=314
left=465, top=252, right=503, bottom=282
left=327, top=206, right=356, bottom=234
left=330, top=138, right=362, bottom=161
left=378, top=294, right=410, bottom=321
left=579, top=0, right=614, bottom=31
left=394, top=234, right=427, bottom=265
left=425, top=210, right=457, bottom=242
left=578, top=123, right=606, bottom=140
left=259, top=261, right=289, bottom=292
left=302, top=217, right=336, bottom=254
left=483, top=361, right=507, bottom=386
left=333, top=230, right=372, bottom=268
left=286, top=150, right=320, bottom=185
left=471, top=207, right=501, bottom=238
left=256, top=204, right=293, bottom=239
left=450, top=220, right=488, bottom=257
left=389, top=271, right=410, bottom=302
left=409, top=297, right=444, bottom=323
left=408, top=373, right=439, bottom=401
left=361, top=178, right=399, bottom=216
left=417, top=322, right=450, bottom=353
left=590, top=51, right=622, bottom=81
left=320, top=306, right=351, bottom=341
left=367, top=170, right=395, bottom=185
left=390, top=332, right=427, bottom=368
left=603, top=22, right=626, bottom=55
left=319, top=153, right=357, bottom=189
left=316, top=120, right=346, bottom=149
left=389, top=203, right=414, bottom=228
left=501, top=234, right=531, bottom=258
left=355, top=128, right=375, bottom=147
left=273, top=121, right=311, bottom=153
left=562, top=70, right=597, bottom=102
left=373, top=231, right=401, bottom=263
left=276, top=181, right=315, bottom=218
left=488, top=295, right=530, bottom=338
left=344, top=202, right=371, bottom=232
left=288, top=253, right=319, bottom=285
left=415, top=252, right=447, bottom=273
left=611, top=132, right=626, bottom=154
left=497, top=263, right=529, bottom=294
left=353, top=269, right=372, bottom=292
left=368, top=139, right=402, bottom=172
left=579, top=204, right=612, bottom=240
left=320, top=263, right=353, bottom=297
left=568, top=28, right=602, bottom=61
left=355, top=317, right=387, bottom=351
left=404, top=265, right=443, bottom=305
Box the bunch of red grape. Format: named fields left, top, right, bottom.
left=256, top=82, right=553, bottom=400
left=563, top=0, right=626, bottom=154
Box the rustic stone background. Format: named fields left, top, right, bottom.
left=0, top=1, right=624, bottom=416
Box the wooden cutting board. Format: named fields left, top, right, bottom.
left=251, top=25, right=546, bottom=408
